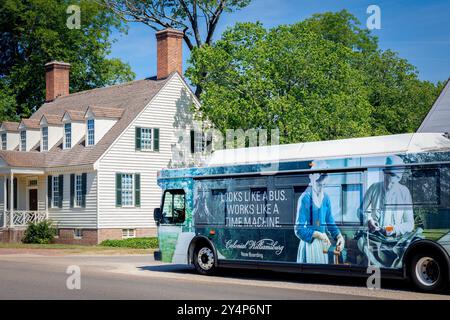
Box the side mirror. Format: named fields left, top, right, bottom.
left=153, top=208, right=162, bottom=225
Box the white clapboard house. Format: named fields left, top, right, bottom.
left=0, top=28, right=203, bottom=244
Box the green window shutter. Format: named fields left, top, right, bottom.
left=135, top=127, right=141, bottom=150
left=153, top=128, right=159, bottom=151
left=70, top=174, right=75, bottom=208
left=190, top=130, right=195, bottom=154
left=115, top=173, right=122, bottom=207
left=58, top=175, right=64, bottom=208
left=47, top=175, right=52, bottom=208
left=135, top=173, right=141, bottom=207
left=81, top=173, right=87, bottom=208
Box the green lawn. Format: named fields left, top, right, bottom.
left=0, top=242, right=156, bottom=255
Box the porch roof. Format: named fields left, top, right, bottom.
left=0, top=150, right=45, bottom=167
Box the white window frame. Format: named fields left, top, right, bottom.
left=74, top=228, right=83, bottom=239
left=121, top=173, right=135, bottom=207
left=122, top=229, right=136, bottom=239
left=140, top=127, right=154, bottom=151
left=86, top=119, right=95, bottom=146
left=41, top=126, right=48, bottom=151
left=194, top=131, right=206, bottom=153
left=64, top=123, right=71, bottom=149
left=52, top=176, right=59, bottom=208
left=20, top=130, right=26, bottom=151
left=1, top=132, right=6, bottom=150
left=75, top=174, right=83, bottom=208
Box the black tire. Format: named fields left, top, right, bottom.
left=409, top=251, right=448, bottom=293
left=193, top=245, right=216, bottom=275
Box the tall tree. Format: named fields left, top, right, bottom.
left=101, top=0, right=251, bottom=96
left=301, top=11, right=444, bottom=135
left=0, top=0, right=135, bottom=120
left=187, top=11, right=443, bottom=144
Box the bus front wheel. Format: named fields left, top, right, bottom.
left=409, top=252, right=448, bottom=293
left=193, top=245, right=216, bottom=275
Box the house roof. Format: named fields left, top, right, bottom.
left=0, top=121, right=20, bottom=132
left=85, top=106, right=124, bottom=119
left=0, top=74, right=173, bottom=168
left=0, top=151, right=45, bottom=167
left=63, top=110, right=86, bottom=122
left=40, top=114, right=63, bottom=126
left=19, top=119, right=41, bottom=130
left=418, top=78, right=450, bottom=133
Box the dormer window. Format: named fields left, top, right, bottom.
left=64, top=123, right=71, bottom=149
left=87, top=119, right=95, bottom=146
left=1, top=133, right=6, bottom=150
left=20, top=130, right=26, bottom=151
left=42, top=127, right=48, bottom=151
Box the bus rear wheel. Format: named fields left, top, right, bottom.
left=410, top=252, right=448, bottom=293
left=193, top=245, right=216, bottom=275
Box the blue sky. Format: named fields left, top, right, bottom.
left=108, top=0, right=450, bottom=83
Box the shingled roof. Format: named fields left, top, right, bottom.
left=0, top=74, right=173, bottom=168
left=20, top=119, right=41, bottom=129
left=86, top=106, right=124, bottom=119
left=62, top=110, right=86, bottom=122
left=40, top=114, right=63, bottom=126
left=0, top=121, right=20, bottom=132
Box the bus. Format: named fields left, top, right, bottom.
left=153, top=133, right=450, bottom=293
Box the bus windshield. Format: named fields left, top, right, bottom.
left=161, top=190, right=186, bottom=224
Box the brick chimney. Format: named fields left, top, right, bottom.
left=45, top=61, right=70, bottom=102
left=156, top=28, right=183, bottom=80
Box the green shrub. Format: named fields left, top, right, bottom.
left=100, top=237, right=158, bottom=249
left=23, top=220, right=57, bottom=244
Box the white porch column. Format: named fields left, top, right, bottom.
left=2, top=176, right=6, bottom=228
left=9, top=171, right=13, bottom=228
left=45, top=175, right=49, bottom=218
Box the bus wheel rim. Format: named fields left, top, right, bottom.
left=198, top=247, right=214, bottom=270
left=415, top=257, right=440, bottom=287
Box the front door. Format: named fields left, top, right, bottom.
left=28, top=189, right=38, bottom=211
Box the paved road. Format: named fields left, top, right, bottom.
left=0, top=254, right=449, bottom=300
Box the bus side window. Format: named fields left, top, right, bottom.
left=342, top=184, right=363, bottom=224
left=162, top=190, right=185, bottom=224
left=412, top=168, right=440, bottom=206
left=294, top=186, right=309, bottom=225
left=210, top=189, right=227, bottom=225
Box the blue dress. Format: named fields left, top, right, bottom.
left=294, top=189, right=340, bottom=263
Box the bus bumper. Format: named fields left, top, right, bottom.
left=154, top=250, right=161, bottom=261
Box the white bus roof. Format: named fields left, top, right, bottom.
left=205, top=133, right=450, bottom=166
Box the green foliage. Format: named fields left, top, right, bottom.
left=22, top=220, right=57, bottom=244
left=0, top=79, right=18, bottom=122
left=103, top=0, right=252, bottom=96
left=0, top=0, right=135, bottom=119
left=186, top=10, right=442, bottom=144
left=103, top=0, right=251, bottom=49
left=100, top=237, right=159, bottom=249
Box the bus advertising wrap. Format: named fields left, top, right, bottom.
left=157, top=151, right=450, bottom=270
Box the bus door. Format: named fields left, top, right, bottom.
left=157, top=189, right=191, bottom=263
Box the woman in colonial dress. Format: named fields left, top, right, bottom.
left=294, top=161, right=345, bottom=264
